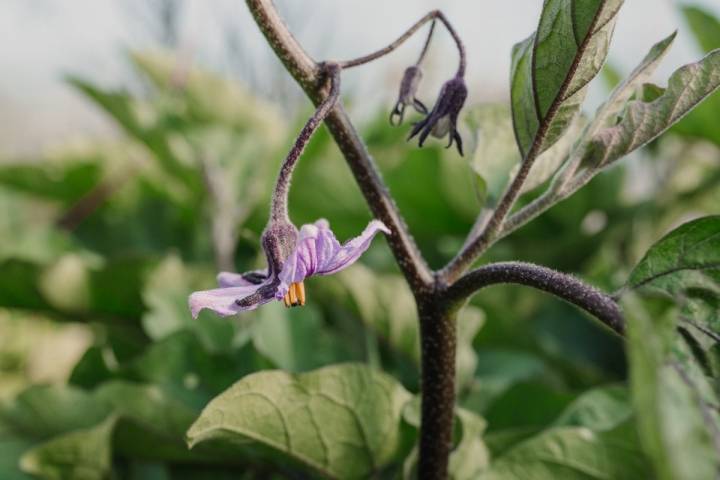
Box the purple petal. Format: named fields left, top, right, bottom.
left=188, top=282, right=273, bottom=319
left=277, top=219, right=390, bottom=293
left=217, top=269, right=268, bottom=287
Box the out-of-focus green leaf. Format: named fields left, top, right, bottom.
left=68, top=77, right=196, bottom=189
left=0, top=422, right=34, bottom=480
left=583, top=50, right=720, bottom=168
left=0, top=162, right=101, bottom=204
left=187, top=364, right=412, bottom=479
left=511, top=0, right=623, bottom=157
left=683, top=6, right=720, bottom=54
left=0, top=385, right=111, bottom=440
left=479, top=422, right=651, bottom=480
left=553, top=385, right=632, bottom=431
left=625, top=295, right=720, bottom=479
left=252, top=303, right=346, bottom=372
left=20, top=415, right=116, bottom=480
left=672, top=6, right=720, bottom=146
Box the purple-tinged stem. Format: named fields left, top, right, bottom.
left=270, top=63, right=340, bottom=223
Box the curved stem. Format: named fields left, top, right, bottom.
left=338, top=10, right=466, bottom=77
left=271, top=63, right=340, bottom=222
left=446, top=261, right=625, bottom=335
left=416, top=19, right=436, bottom=66
left=246, top=0, right=432, bottom=291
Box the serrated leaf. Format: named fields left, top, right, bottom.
left=20, top=415, right=116, bottom=480
left=186, top=363, right=411, bottom=479
left=479, top=422, right=651, bottom=480
left=584, top=49, right=720, bottom=167
left=511, top=0, right=623, bottom=158
left=624, top=295, right=720, bottom=480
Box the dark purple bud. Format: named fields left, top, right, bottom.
left=407, top=75, right=467, bottom=156
left=390, top=66, right=428, bottom=126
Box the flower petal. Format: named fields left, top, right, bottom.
left=189, top=283, right=273, bottom=318
left=217, top=269, right=268, bottom=287
left=277, top=219, right=390, bottom=293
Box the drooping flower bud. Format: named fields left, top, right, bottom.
left=408, top=75, right=467, bottom=156
left=390, top=66, right=428, bottom=125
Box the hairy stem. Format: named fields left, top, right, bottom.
left=446, top=261, right=625, bottom=335
left=417, top=296, right=457, bottom=480
left=271, top=63, right=340, bottom=222
left=338, top=10, right=465, bottom=76
left=246, top=0, right=433, bottom=291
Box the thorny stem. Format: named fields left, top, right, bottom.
left=245, top=1, right=625, bottom=478
left=270, top=63, right=341, bottom=223
left=338, top=10, right=466, bottom=77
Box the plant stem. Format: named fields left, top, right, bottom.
left=446, top=261, right=625, bottom=335
left=417, top=295, right=457, bottom=479
left=246, top=0, right=433, bottom=291
left=338, top=10, right=466, bottom=76
left=270, top=63, right=340, bottom=222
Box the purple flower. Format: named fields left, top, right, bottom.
left=189, top=219, right=390, bottom=318
left=408, top=76, right=467, bottom=156
left=390, top=66, right=428, bottom=126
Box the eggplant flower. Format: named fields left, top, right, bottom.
left=408, top=76, right=467, bottom=156
left=390, top=66, right=428, bottom=126
left=189, top=219, right=390, bottom=318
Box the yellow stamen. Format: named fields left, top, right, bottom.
left=296, top=282, right=306, bottom=306
left=283, top=292, right=291, bottom=307
left=288, top=283, right=298, bottom=306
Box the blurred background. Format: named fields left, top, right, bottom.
left=1, top=0, right=719, bottom=478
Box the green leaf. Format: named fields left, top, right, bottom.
left=479, top=422, right=651, bottom=480
left=624, top=295, right=720, bottom=480
left=1, top=385, right=111, bottom=440
left=588, top=32, right=676, bottom=136
left=553, top=385, right=632, bottom=431
left=627, top=216, right=720, bottom=293
left=20, top=415, right=116, bottom=480
left=449, top=409, right=490, bottom=479
left=511, top=0, right=623, bottom=158
left=186, top=363, right=412, bottom=479
left=584, top=49, right=720, bottom=168
left=252, top=303, right=346, bottom=372
left=0, top=161, right=101, bottom=204
left=683, top=6, right=720, bottom=54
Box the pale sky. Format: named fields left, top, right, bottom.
left=1, top=0, right=719, bottom=155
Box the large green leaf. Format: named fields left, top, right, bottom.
left=0, top=161, right=101, bottom=204
left=479, top=422, right=651, bottom=480
left=186, top=364, right=411, bottom=479
left=584, top=49, right=720, bottom=168
left=511, top=0, right=623, bottom=158
left=20, top=415, right=116, bottom=480
left=625, top=296, right=720, bottom=480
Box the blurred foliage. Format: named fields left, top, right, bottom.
left=0, top=3, right=719, bottom=478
